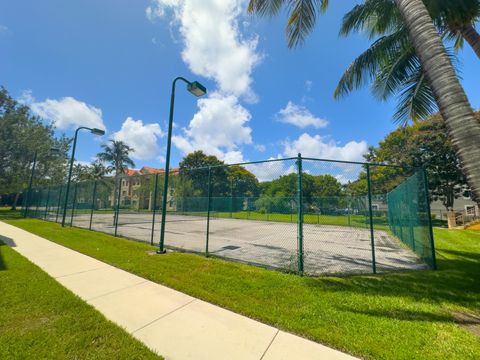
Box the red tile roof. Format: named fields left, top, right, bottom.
left=124, top=169, right=140, bottom=176
left=140, top=166, right=164, bottom=174
left=122, top=167, right=180, bottom=176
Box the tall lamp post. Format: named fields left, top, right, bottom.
left=158, top=77, right=207, bottom=253
left=61, top=127, right=105, bottom=227
left=24, top=147, right=61, bottom=218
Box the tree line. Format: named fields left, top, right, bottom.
left=0, top=87, right=137, bottom=209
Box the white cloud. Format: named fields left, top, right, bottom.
left=20, top=90, right=106, bottom=131
left=276, top=101, right=328, bottom=129
left=254, top=144, right=266, bottom=153
left=74, top=160, right=91, bottom=167
left=146, top=0, right=260, bottom=101
left=223, top=151, right=245, bottom=164
left=305, top=80, right=313, bottom=92
left=113, top=117, right=163, bottom=161
left=172, top=92, right=252, bottom=161
left=245, top=158, right=295, bottom=182
left=283, top=133, right=368, bottom=162
left=0, top=25, right=8, bottom=34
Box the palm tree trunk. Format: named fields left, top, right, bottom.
left=460, top=24, right=480, bottom=59
left=11, top=192, right=20, bottom=210
left=394, top=0, right=480, bottom=204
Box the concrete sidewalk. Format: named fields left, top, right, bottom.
left=0, top=221, right=358, bottom=360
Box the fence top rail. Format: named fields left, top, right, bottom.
left=172, top=157, right=298, bottom=173
left=301, top=156, right=415, bottom=169
left=157, top=156, right=414, bottom=173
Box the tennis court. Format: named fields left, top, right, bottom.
left=69, top=212, right=426, bottom=275
left=27, top=156, right=436, bottom=276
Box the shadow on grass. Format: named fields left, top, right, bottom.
left=338, top=306, right=455, bottom=323
left=305, top=249, right=480, bottom=315
left=0, top=241, right=8, bottom=270
left=0, top=210, right=22, bottom=220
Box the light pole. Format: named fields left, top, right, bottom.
left=24, top=148, right=61, bottom=218
left=158, top=77, right=207, bottom=253
left=23, top=151, right=38, bottom=218
left=61, top=127, right=105, bottom=227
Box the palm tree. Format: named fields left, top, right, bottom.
left=339, top=0, right=480, bottom=58
left=334, top=0, right=479, bottom=123
left=96, top=140, right=135, bottom=178
left=248, top=0, right=480, bottom=202
left=88, top=161, right=109, bottom=180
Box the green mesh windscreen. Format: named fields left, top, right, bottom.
left=387, top=170, right=436, bottom=268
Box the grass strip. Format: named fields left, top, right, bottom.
left=0, top=238, right=161, bottom=359
left=2, top=211, right=479, bottom=360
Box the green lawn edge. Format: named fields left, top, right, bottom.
left=2, top=212, right=479, bottom=360
left=0, top=239, right=161, bottom=359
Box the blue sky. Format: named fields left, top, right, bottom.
left=1, top=0, right=479, bottom=172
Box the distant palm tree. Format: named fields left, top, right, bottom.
left=97, top=140, right=135, bottom=178
left=248, top=0, right=480, bottom=202
left=88, top=161, right=109, bottom=180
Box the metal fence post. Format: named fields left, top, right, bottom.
left=422, top=167, right=437, bottom=270
left=297, top=153, right=304, bottom=274
left=70, top=183, right=78, bottom=227
left=114, top=177, right=122, bottom=237
left=205, top=167, right=212, bottom=256
left=21, top=191, right=27, bottom=216
left=230, top=177, right=233, bottom=218
left=44, top=187, right=51, bottom=220
left=407, top=181, right=416, bottom=251
left=34, top=190, right=40, bottom=218
left=89, top=180, right=97, bottom=230
left=150, top=173, right=159, bottom=245
left=366, top=164, right=377, bottom=274
left=55, top=185, right=63, bottom=223
left=24, top=151, right=37, bottom=218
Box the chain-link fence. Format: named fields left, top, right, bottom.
left=23, top=155, right=436, bottom=275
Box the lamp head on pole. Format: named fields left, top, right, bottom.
left=187, top=81, right=207, bottom=97
left=90, top=128, right=106, bottom=136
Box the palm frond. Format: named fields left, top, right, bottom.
left=371, top=42, right=419, bottom=100
left=340, top=0, right=400, bottom=38
left=247, top=0, right=288, bottom=17
left=392, top=69, right=437, bottom=125
left=334, top=30, right=407, bottom=98
left=286, top=0, right=329, bottom=48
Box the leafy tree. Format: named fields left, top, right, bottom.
left=352, top=112, right=476, bottom=209
left=0, top=87, right=69, bottom=209
left=72, top=164, right=91, bottom=182
left=228, top=165, right=260, bottom=197
left=409, top=113, right=471, bottom=209
left=262, top=173, right=344, bottom=199
left=248, top=0, right=480, bottom=205
left=96, top=140, right=135, bottom=178
left=88, top=161, right=109, bottom=180
left=178, top=151, right=229, bottom=196
left=312, top=175, right=343, bottom=198
left=255, top=195, right=292, bottom=214
left=71, top=161, right=109, bottom=182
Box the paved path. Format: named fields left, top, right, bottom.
left=0, top=221, right=358, bottom=360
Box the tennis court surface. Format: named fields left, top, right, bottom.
left=69, top=212, right=426, bottom=275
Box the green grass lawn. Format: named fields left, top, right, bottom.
left=1, top=210, right=479, bottom=359
left=0, top=239, right=161, bottom=359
